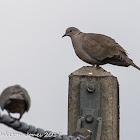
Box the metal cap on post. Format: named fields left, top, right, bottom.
left=68, top=66, right=119, bottom=140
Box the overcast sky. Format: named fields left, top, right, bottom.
left=0, top=0, right=140, bottom=140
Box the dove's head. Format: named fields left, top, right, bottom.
left=62, top=27, right=81, bottom=38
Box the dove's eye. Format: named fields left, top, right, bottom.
left=70, top=30, right=72, bottom=32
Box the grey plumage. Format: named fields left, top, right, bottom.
left=0, top=85, right=31, bottom=120
left=62, top=27, right=140, bottom=70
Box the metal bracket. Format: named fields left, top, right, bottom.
left=73, top=116, right=92, bottom=140
left=74, top=116, right=102, bottom=140
left=96, top=117, right=102, bottom=140
left=78, top=81, right=102, bottom=140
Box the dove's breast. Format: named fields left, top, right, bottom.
left=71, top=35, right=101, bottom=65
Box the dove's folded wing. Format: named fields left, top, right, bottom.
left=82, top=33, right=127, bottom=61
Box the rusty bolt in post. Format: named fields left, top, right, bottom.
left=85, top=115, right=94, bottom=123
left=87, top=86, right=95, bottom=93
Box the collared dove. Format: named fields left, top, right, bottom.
left=62, top=27, right=140, bottom=70
left=0, top=85, right=31, bottom=120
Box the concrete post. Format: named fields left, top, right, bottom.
left=68, top=66, right=119, bottom=140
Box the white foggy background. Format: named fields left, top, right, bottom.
left=0, top=0, right=139, bottom=140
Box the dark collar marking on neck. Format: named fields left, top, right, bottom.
left=78, top=32, right=82, bottom=35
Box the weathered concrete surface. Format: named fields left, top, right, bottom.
left=68, top=66, right=119, bottom=140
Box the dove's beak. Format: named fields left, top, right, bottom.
left=62, top=34, right=67, bottom=38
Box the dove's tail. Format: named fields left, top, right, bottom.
left=131, top=63, right=140, bottom=71
left=125, top=57, right=140, bottom=70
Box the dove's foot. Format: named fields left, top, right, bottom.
left=92, top=64, right=101, bottom=69
left=96, top=65, right=101, bottom=69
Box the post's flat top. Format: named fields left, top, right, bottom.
left=70, top=66, right=112, bottom=77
